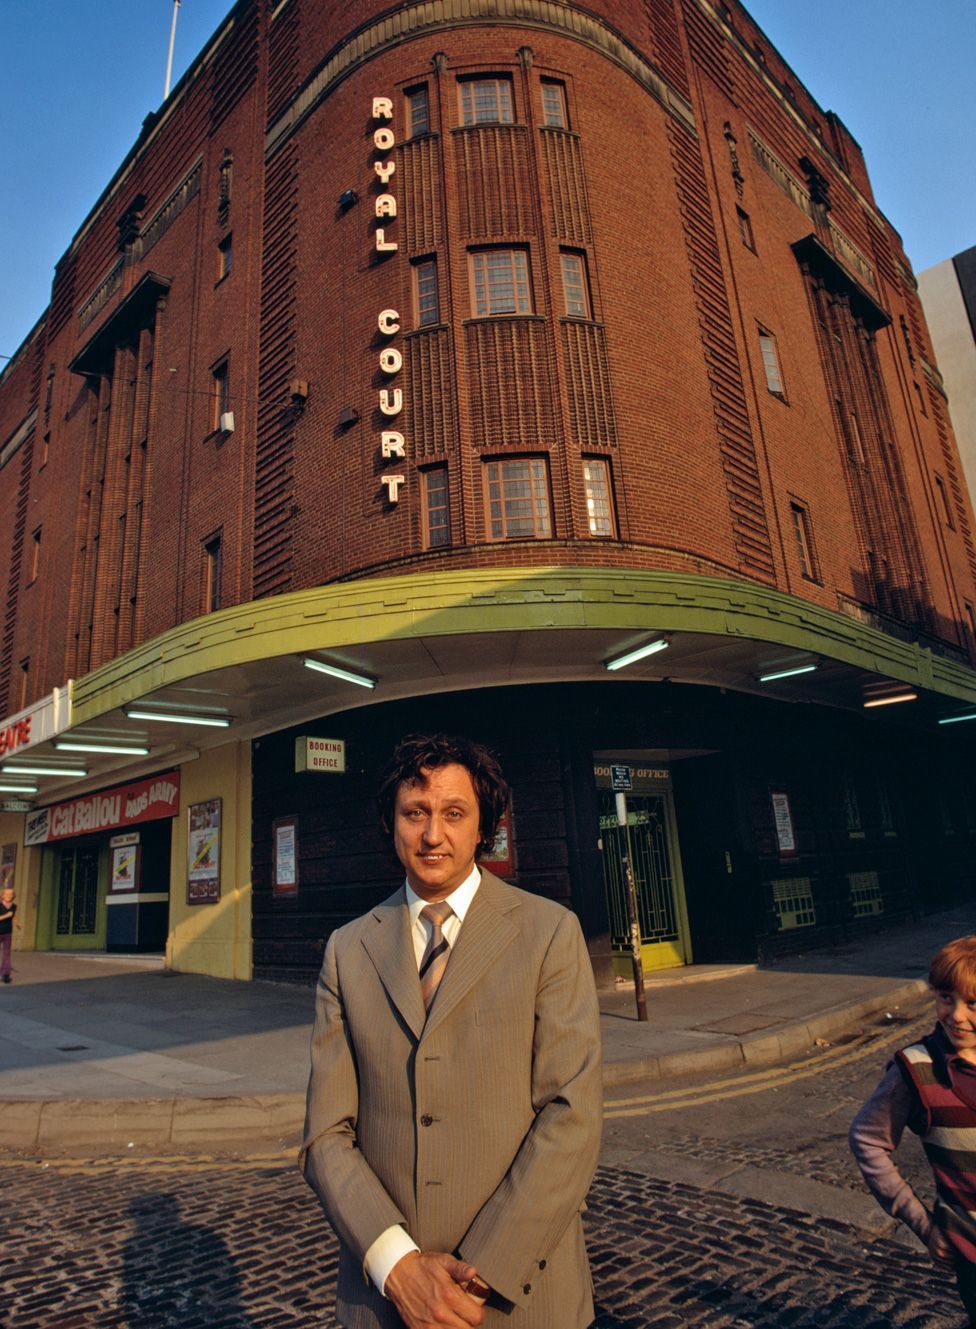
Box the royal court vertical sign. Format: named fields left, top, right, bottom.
left=371, top=96, right=407, bottom=506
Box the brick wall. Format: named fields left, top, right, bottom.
left=2, top=0, right=975, bottom=706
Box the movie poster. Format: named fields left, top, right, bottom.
left=187, top=798, right=221, bottom=905
left=0, top=843, right=15, bottom=892
left=110, top=834, right=140, bottom=892
left=273, top=816, right=299, bottom=896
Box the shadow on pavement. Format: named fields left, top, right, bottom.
left=121, top=1192, right=257, bottom=1328
left=0, top=957, right=314, bottom=1073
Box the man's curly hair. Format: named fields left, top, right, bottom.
left=376, top=733, right=509, bottom=857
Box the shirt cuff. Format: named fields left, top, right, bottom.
left=364, top=1225, right=420, bottom=1296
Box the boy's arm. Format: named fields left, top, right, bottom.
left=849, top=1063, right=932, bottom=1243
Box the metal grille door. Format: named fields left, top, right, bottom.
left=56, top=854, right=74, bottom=935
left=55, top=846, right=101, bottom=937
left=599, top=787, right=688, bottom=971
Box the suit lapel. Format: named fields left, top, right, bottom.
left=360, top=889, right=426, bottom=1040
left=422, top=870, right=520, bottom=1039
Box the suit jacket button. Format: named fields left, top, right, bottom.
left=522, top=1284, right=531, bottom=1295
left=538, top=1260, right=546, bottom=1270
left=420, top=1114, right=433, bottom=1127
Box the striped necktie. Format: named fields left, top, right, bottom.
left=419, top=901, right=454, bottom=1011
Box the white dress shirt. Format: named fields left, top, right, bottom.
left=363, top=866, right=482, bottom=1295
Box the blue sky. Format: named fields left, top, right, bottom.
left=1, top=1, right=974, bottom=362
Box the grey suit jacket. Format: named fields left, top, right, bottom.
left=301, top=869, right=603, bottom=1329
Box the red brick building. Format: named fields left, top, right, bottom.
left=1, top=0, right=975, bottom=981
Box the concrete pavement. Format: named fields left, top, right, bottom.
left=0, top=901, right=971, bottom=1152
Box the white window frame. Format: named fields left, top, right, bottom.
left=460, top=78, right=514, bottom=126
left=471, top=249, right=532, bottom=317
left=484, top=457, right=553, bottom=540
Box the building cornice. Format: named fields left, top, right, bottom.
left=264, top=0, right=696, bottom=159
left=698, top=0, right=902, bottom=251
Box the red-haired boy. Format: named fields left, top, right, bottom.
left=851, top=935, right=976, bottom=1324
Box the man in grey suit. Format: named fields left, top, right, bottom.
left=301, top=733, right=603, bottom=1329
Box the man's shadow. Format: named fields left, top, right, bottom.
left=120, top=1192, right=256, bottom=1328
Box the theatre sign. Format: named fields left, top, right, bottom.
left=0, top=686, right=71, bottom=760
left=25, top=773, right=181, bottom=847
left=372, top=95, right=407, bottom=506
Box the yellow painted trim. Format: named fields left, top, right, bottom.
left=0, top=814, right=39, bottom=953
left=42, top=842, right=110, bottom=951
left=167, top=742, right=252, bottom=980
left=663, top=787, right=692, bottom=964
left=612, top=942, right=685, bottom=978
left=68, top=567, right=976, bottom=725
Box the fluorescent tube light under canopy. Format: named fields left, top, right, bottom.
left=758, top=664, right=818, bottom=682
left=604, top=639, right=669, bottom=672
left=126, top=709, right=230, bottom=727
left=302, top=658, right=376, bottom=689
left=863, top=692, right=917, bottom=709
left=0, top=764, right=87, bottom=777
left=55, top=740, right=151, bottom=755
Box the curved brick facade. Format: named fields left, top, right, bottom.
left=1, top=0, right=973, bottom=688
left=2, top=0, right=976, bottom=978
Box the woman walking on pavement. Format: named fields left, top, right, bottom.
left=0, top=887, right=15, bottom=983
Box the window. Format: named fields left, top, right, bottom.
left=848, top=871, right=883, bottom=918
left=211, top=358, right=230, bottom=432
left=460, top=78, right=514, bottom=126
left=758, top=328, right=785, bottom=398
left=866, top=549, right=891, bottom=613
left=407, top=85, right=430, bottom=138
left=771, top=878, right=816, bottom=930
left=204, top=534, right=222, bottom=613
left=843, top=774, right=863, bottom=836
left=217, top=233, right=232, bottom=281
left=422, top=466, right=451, bottom=548
left=966, top=788, right=976, bottom=835
left=471, top=249, right=531, bottom=316
left=18, top=659, right=29, bottom=711
left=736, top=207, right=756, bottom=252
left=940, top=793, right=955, bottom=836
left=582, top=458, right=615, bottom=536
left=40, top=432, right=50, bottom=469
left=914, top=381, right=928, bottom=418
left=847, top=408, right=866, bottom=464
left=29, top=528, right=41, bottom=583
left=414, top=258, right=440, bottom=327
left=935, top=473, right=955, bottom=529
left=541, top=80, right=567, bottom=128
left=966, top=600, right=976, bottom=644
left=140, top=336, right=154, bottom=448
left=218, top=151, right=233, bottom=222
left=560, top=251, right=591, bottom=319
left=484, top=458, right=552, bottom=539
left=877, top=780, right=896, bottom=835
left=790, top=501, right=818, bottom=581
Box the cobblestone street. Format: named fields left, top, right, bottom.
left=2, top=968, right=964, bottom=1327
left=2, top=1151, right=965, bottom=1329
